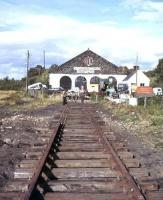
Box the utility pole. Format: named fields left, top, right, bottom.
left=43, top=50, right=45, bottom=69
left=26, top=50, right=30, bottom=93
left=135, top=52, right=138, bottom=86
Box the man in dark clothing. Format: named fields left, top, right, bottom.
left=62, top=91, right=67, bottom=105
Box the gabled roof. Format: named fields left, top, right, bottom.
left=123, top=71, right=136, bottom=81
left=123, top=70, right=150, bottom=82
left=51, top=49, right=124, bottom=74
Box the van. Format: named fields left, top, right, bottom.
left=118, top=83, right=129, bottom=93
left=153, top=87, right=162, bottom=96
left=28, top=82, right=47, bottom=90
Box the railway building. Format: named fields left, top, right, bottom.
left=49, top=49, right=150, bottom=93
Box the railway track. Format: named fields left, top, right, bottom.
left=0, top=103, right=162, bottom=200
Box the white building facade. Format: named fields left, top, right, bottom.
left=49, top=49, right=150, bottom=93
left=123, top=70, right=150, bottom=94
left=49, top=73, right=126, bottom=93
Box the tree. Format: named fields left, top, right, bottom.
left=35, top=70, right=49, bottom=86
left=155, top=59, right=163, bottom=82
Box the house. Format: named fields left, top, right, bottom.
left=123, top=69, right=150, bottom=94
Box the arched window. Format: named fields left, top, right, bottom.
left=108, top=76, right=117, bottom=90
left=60, top=76, right=72, bottom=90
left=90, top=76, right=100, bottom=84
left=75, top=76, right=87, bottom=89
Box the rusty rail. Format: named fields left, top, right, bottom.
left=20, top=105, right=69, bottom=200
left=3, top=103, right=160, bottom=200
left=90, top=108, right=146, bottom=200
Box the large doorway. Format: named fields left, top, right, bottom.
left=60, top=76, right=72, bottom=90
left=108, top=76, right=117, bottom=90
left=90, top=76, right=100, bottom=84
left=75, top=76, right=87, bottom=89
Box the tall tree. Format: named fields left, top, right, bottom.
left=156, top=58, right=163, bottom=82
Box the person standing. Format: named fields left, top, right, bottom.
left=79, top=86, right=85, bottom=104
left=62, top=90, right=67, bottom=105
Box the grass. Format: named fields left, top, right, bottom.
left=99, top=98, right=163, bottom=149
left=0, top=90, right=62, bottom=111
left=0, top=90, right=17, bottom=104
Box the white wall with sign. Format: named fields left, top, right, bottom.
left=49, top=73, right=127, bottom=92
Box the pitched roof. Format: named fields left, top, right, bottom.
left=123, top=71, right=136, bottom=81
left=51, top=49, right=124, bottom=74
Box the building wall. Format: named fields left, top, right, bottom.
left=123, top=70, right=150, bottom=93
left=49, top=73, right=127, bottom=92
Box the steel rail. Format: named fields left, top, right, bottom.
left=89, top=108, right=146, bottom=200
left=19, top=105, right=69, bottom=200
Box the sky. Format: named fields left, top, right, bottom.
left=0, top=0, right=163, bottom=79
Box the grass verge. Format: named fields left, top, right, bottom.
left=99, top=99, right=163, bottom=149
left=0, top=90, right=62, bottom=111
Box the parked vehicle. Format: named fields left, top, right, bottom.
left=28, top=82, right=47, bottom=90
left=48, top=87, right=64, bottom=94
left=117, top=83, right=129, bottom=93
left=67, top=88, right=80, bottom=99
left=153, top=87, right=162, bottom=96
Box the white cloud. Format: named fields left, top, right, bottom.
left=122, top=0, right=163, bottom=22
left=0, top=7, right=163, bottom=78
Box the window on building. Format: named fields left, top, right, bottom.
left=140, top=83, right=145, bottom=86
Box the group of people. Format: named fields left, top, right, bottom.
left=62, top=86, right=86, bottom=105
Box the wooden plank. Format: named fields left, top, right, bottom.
left=46, top=180, right=128, bottom=193
left=14, top=168, right=34, bottom=179
left=16, top=160, right=38, bottom=168
left=146, top=189, right=163, bottom=200
left=61, top=138, right=98, bottom=142
left=24, top=151, right=42, bottom=159
left=60, top=143, right=103, bottom=150
left=61, top=140, right=97, bottom=144
left=62, top=133, right=97, bottom=138
left=64, top=128, right=96, bottom=133
left=139, top=180, right=159, bottom=191
left=123, top=158, right=140, bottom=168
left=45, top=193, right=132, bottom=200
left=51, top=168, right=121, bottom=179
left=118, top=151, right=134, bottom=159
left=0, top=192, right=22, bottom=200
left=57, top=152, right=110, bottom=159
left=129, top=168, right=150, bottom=179
left=54, top=159, right=115, bottom=168
left=4, top=181, right=28, bottom=192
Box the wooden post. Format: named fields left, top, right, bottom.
left=144, top=96, right=147, bottom=108
left=96, top=93, right=98, bottom=103
left=26, top=50, right=30, bottom=93
left=161, top=96, right=163, bottom=108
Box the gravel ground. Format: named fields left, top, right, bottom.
left=97, top=104, right=163, bottom=189
left=0, top=103, right=64, bottom=189
left=0, top=102, right=162, bottom=193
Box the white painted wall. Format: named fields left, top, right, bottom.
left=49, top=73, right=127, bottom=92
left=123, top=70, right=150, bottom=94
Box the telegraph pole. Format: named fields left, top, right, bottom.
left=26, top=50, right=30, bottom=93
left=43, top=50, right=45, bottom=69
left=135, top=52, right=138, bottom=86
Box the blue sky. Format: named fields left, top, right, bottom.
left=0, top=0, right=163, bottom=79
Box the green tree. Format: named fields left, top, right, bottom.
left=155, top=58, right=163, bottom=82
left=35, top=70, right=49, bottom=86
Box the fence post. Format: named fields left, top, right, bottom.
left=144, top=96, right=147, bottom=108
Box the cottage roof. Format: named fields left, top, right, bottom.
left=123, top=71, right=136, bottom=81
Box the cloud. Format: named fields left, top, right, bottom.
left=0, top=1, right=163, bottom=78
left=122, top=0, right=163, bottom=22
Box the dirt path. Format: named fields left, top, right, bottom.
left=0, top=103, right=64, bottom=189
